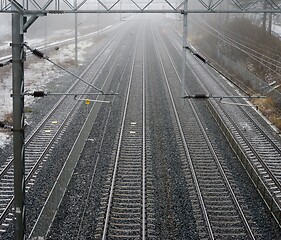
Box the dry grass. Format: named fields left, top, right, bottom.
left=3, top=112, right=13, bottom=125
left=0, top=112, right=13, bottom=133
left=190, top=16, right=281, bottom=132
left=252, top=98, right=281, bottom=131
left=2, top=107, right=32, bottom=124
left=58, top=58, right=77, bottom=67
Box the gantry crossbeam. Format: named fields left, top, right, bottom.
left=3, top=0, right=281, bottom=240
left=2, top=0, right=281, bottom=13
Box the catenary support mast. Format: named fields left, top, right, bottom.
left=182, top=0, right=188, bottom=96
left=12, top=8, right=26, bottom=240
left=5, top=1, right=281, bottom=240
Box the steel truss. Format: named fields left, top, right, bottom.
left=2, top=0, right=281, bottom=240
left=2, top=0, right=281, bottom=13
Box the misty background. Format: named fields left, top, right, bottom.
left=0, top=0, right=281, bottom=130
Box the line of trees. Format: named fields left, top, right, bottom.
left=236, top=0, right=281, bottom=34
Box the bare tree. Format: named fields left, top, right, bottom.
left=232, top=0, right=281, bottom=34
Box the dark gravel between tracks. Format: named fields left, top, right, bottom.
left=195, top=100, right=281, bottom=239
left=47, top=19, right=281, bottom=239
left=146, top=72, right=199, bottom=239
left=46, top=49, right=131, bottom=239
left=0, top=74, right=86, bottom=239
left=46, top=95, right=120, bottom=239
left=44, top=24, right=138, bottom=237
left=179, top=55, right=281, bottom=238
left=159, top=19, right=281, bottom=238
left=181, top=60, right=281, bottom=239
left=0, top=31, right=117, bottom=239
left=2, top=17, right=281, bottom=240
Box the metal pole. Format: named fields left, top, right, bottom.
left=75, top=0, right=78, bottom=64
left=12, top=9, right=26, bottom=240
left=120, top=0, right=122, bottom=21
left=98, top=3, right=100, bottom=35
left=181, top=0, right=188, bottom=97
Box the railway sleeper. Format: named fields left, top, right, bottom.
left=114, top=190, right=141, bottom=195
left=112, top=196, right=142, bottom=202
left=109, top=222, right=141, bottom=228
left=112, top=206, right=141, bottom=211
left=109, top=216, right=141, bottom=222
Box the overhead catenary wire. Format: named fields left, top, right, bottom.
left=193, top=17, right=281, bottom=67
left=0, top=59, right=12, bottom=67
left=191, top=18, right=281, bottom=77
left=23, top=43, right=105, bottom=94
left=183, top=94, right=266, bottom=99
left=188, top=17, right=281, bottom=112
left=200, top=19, right=281, bottom=68
left=222, top=26, right=281, bottom=59
left=23, top=91, right=118, bottom=97
left=0, top=121, right=13, bottom=130
left=221, top=34, right=281, bottom=71
left=223, top=35, right=281, bottom=68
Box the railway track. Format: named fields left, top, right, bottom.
left=73, top=46, right=133, bottom=240
left=0, top=24, right=127, bottom=235
left=2, top=16, right=280, bottom=239
left=43, top=17, right=281, bottom=239
left=0, top=21, right=124, bottom=63
left=162, top=24, right=281, bottom=226
left=181, top=37, right=281, bottom=225
left=151, top=24, right=258, bottom=239
left=28, top=20, right=151, bottom=238
left=90, top=23, right=156, bottom=239
left=208, top=90, right=281, bottom=225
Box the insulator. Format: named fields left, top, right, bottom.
left=194, top=53, right=206, bottom=63
left=33, top=91, right=45, bottom=97
left=193, top=94, right=209, bottom=98
left=32, top=49, right=44, bottom=59
left=0, top=121, right=5, bottom=128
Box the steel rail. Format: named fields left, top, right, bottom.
left=76, top=50, right=133, bottom=240
left=181, top=35, right=281, bottom=226
left=214, top=102, right=281, bottom=191
left=31, top=21, right=149, bottom=239
left=25, top=55, right=117, bottom=183
left=0, top=43, right=117, bottom=182
left=0, top=42, right=117, bottom=225
left=0, top=22, right=124, bottom=67
left=0, top=26, right=122, bottom=181
left=75, top=54, right=131, bottom=240
left=0, top=24, right=126, bottom=233
left=150, top=24, right=214, bottom=240
left=165, top=23, right=281, bottom=227
left=233, top=104, right=281, bottom=155
left=153, top=23, right=256, bottom=239
left=1, top=24, right=122, bottom=166
left=206, top=98, right=281, bottom=226
left=30, top=34, right=130, bottom=236
left=101, top=23, right=146, bottom=240
left=182, top=41, right=281, bottom=222
left=142, top=26, right=147, bottom=240
left=169, top=28, right=281, bottom=206
left=167, top=26, right=278, bottom=137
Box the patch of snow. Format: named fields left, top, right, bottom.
left=0, top=25, right=11, bottom=37
left=272, top=24, right=281, bottom=37
left=0, top=132, right=11, bottom=148
left=0, top=39, right=93, bottom=148
left=0, top=75, right=13, bottom=119
left=0, top=41, right=10, bottom=51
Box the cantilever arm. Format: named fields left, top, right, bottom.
left=24, top=44, right=105, bottom=94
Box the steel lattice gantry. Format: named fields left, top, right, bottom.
left=1, top=0, right=281, bottom=240
left=2, top=0, right=281, bottom=13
